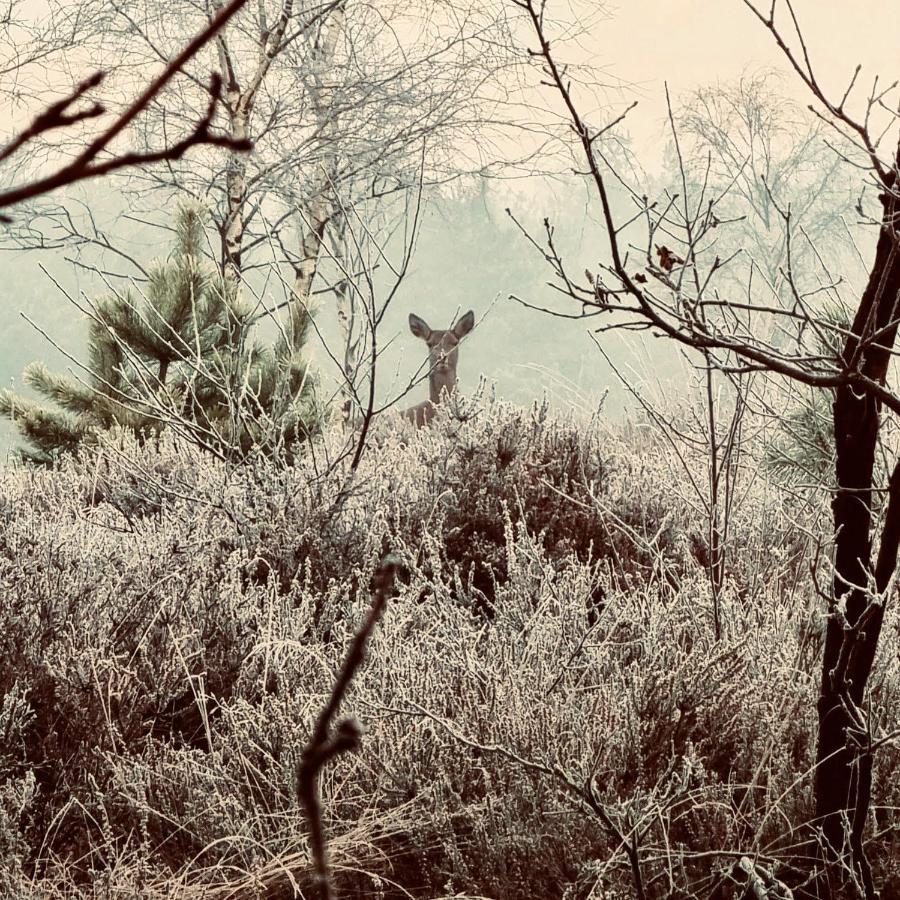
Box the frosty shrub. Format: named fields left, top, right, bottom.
left=0, top=395, right=898, bottom=897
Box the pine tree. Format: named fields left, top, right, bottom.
left=0, top=205, right=320, bottom=463
left=762, top=300, right=850, bottom=487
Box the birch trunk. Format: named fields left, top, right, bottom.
left=283, top=4, right=346, bottom=356
left=222, top=104, right=249, bottom=283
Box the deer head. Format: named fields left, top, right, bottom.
left=405, top=309, right=475, bottom=425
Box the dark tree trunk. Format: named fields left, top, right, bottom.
left=816, top=175, right=900, bottom=895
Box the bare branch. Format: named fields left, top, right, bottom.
left=297, top=555, right=400, bottom=900
left=0, top=0, right=253, bottom=217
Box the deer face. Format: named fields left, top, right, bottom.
left=430, top=329, right=461, bottom=376
left=409, top=311, right=475, bottom=384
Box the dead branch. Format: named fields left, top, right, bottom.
left=297, top=555, right=400, bottom=900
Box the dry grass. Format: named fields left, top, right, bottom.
left=0, top=397, right=898, bottom=897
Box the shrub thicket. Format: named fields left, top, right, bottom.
left=0, top=397, right=898, bottom=897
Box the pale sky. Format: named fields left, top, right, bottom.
left=597, top=0, right=900, bottom=164
left=11, top=0, right=899, bottom=168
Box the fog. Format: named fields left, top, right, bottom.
left=2, top=0, right=894, bottom=457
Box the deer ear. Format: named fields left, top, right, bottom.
left=453, top=310, right=475, bottom=338
left=409, top=313, right=432, bottom=340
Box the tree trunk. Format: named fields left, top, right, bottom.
left=331, top=215, right=363, bottom=422
left=816, top=173, right=900, bottom=895
left=222, top=104, right=249, bottom=282
left=283, top=5, right=345, bottom=357
left=210, top=0, right=251, bottom=285
left=286, top=191, right=330, bottom=354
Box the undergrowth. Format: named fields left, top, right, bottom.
left=0, top=397, right=897, bottom=897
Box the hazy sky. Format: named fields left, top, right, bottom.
left=597, top=0, right=900, bottom=163
left=11, top=0, right=899, bottom=168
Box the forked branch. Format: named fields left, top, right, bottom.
left=741, top=0, right=897, bottom=181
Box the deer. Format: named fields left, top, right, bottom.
left=403, top=310, right=475, bottom=427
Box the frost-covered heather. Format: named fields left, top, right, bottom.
left=0, top=397, right=898, bottom=898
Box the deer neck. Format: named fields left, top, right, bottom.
left=430, top=369, right=457, bottom=405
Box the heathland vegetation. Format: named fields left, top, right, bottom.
left=4, top=0, right=900, bottom=897
left=4, top=399, right=897, bottom=898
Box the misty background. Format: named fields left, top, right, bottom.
left=1, top=0, right=890, bottom=457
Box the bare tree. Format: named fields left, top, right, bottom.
left=511, top=0, right=900, bottom=894
left=675, top=72, right=858, bottom=295
left=22, top=1, right=523, bottom=361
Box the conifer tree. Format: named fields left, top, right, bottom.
left=762, top=301, right=850, bottom=487
left=0, top=205, right=319, bottom=463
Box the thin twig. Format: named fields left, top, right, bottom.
left=297, top=555, right=401, bottom=900
left=0, top=0, right=253, bottom=216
